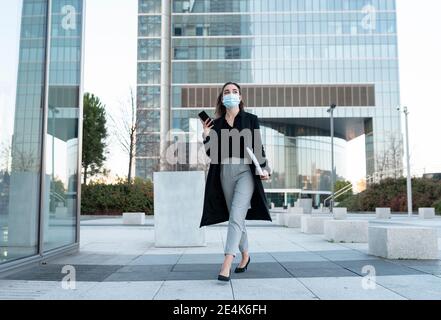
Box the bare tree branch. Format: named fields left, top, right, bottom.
left=108, top=87, right=140, bottom=184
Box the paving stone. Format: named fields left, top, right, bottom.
left=299, top=276, right=406, bottom=300
left=153, top=280, right=233, bottom=300
left=374, top=275, right=441, bottom=300
left=231, top=278, right=317, bottom=300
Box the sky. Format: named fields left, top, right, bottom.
left=83, top=0, right=441, bottom=181
left=83, top=0, right=138, bottom=178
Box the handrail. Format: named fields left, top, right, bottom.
left=324, top=183, right=352, bottom=202
left=50, top=190, right=66, bottom=204
left=322, top=168, right=405, bottom=208
left=323, top=183, right=353, bottom=208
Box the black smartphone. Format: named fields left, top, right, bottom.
left=198, top=111, right=212, bottom=123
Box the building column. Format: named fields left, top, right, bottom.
left=159, top=0, right=172, bottom=171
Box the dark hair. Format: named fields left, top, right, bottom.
left=215, top=82, right=245, bottom=118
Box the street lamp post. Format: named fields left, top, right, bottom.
left=398, top=106, right=413, bottom=216
left=327, top=103, right=337, bottom=213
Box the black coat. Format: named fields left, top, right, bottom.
left=199, top=109, right=273, bottom=227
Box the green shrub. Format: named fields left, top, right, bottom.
left=433, top=199, right=441, bottom=215
left=337, top=194, right=361, bottom=211
left=341, top=177, right=441, bottom=212
left=81, top=177, right=153, bottom=215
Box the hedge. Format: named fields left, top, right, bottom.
left=81, top=177, right=153, bottom=215
left=338, top=177, right=441, bottom=214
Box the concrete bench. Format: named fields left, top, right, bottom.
left=123, top=212, right=145, bottom=225
left=277, top=213, right=288, bottom=226
left=285, top=214, right=303, bottom=228
left=301, top=216, right=332, bottom=234
left=368, top=226, right=439, bottom=260
left=288, top=207, right=304, bottom=214
left=297, top=199, right=313, bottom=214
left=324, top=220, right=368, bottom=243
left=376, top=207, right=391, bottom=219
left=333, top=207, right=347, bottom=220
left=419, top=208, right=435, bottom=219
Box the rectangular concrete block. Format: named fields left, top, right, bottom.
left=333, top=207, right=347, bottom=220
left=288, top=207, right=304, bottom=214
left=154, top=171, right=206, bottom=247
left=286, top=214, right=303, bottom=228
left=123, top=212, right=145, bottom=225
left=277, top=213, right=288, bottom=226
left=301, top=216, right=332, bottom=234
left=298, top=199, right=313, bottom=214
left=419, top=208, right=435, bottom=219
left=368, top=226, right=439, bottom=260
left=376, top=207, right=391, bottom=219
left=324, top=220, right=368, bottom=243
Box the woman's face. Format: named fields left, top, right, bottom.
left=223, top=84, right=241, bottom=101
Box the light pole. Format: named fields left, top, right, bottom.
left=327, top=103, right=337, bottom=213
left=49, top=105, right=59, bottom=213
left=398, top=106, right=413, bottom=216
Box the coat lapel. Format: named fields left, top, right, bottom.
left=220, top=108, right=246, bottom=131
left=239, top=108, right=245, bottom=131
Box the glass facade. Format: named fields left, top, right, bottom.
left=0, top=0, right=84, bottom=267
left=136, top=0, right=163, bottom=177
left=136, top=0, right=402, bottom=206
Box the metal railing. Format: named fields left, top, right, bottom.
left=322, top=167, right=409, bottom=209
left=323, top=182, right=353, bottom=208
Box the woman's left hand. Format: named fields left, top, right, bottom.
left=260, top=169, right=270, bottom=180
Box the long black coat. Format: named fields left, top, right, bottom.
left=199, top=109, right=272, bottom=227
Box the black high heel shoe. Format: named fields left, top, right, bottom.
left=234, top=256, right=251, bottom=273
left=218, top=269, right=231, bottom=282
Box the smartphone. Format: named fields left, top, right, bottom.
left=198, top=111, right=212, bottom=123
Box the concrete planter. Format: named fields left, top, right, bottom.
left=153, top=171, right=206, bottom=247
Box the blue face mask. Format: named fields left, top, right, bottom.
left=223, top=94, right=241, bottom=109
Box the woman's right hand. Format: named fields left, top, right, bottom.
left=201, top=118, right=214, bottom=139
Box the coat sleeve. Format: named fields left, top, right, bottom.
left=253, top=115, right=272, bottom=176
left=202, top=118, right=217, bottom=159
left=202, top=133, right=211, bottom=158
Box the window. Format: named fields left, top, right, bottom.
left=196, top=26, right=204, bottom=36
left=174, top=26, right=182, bottom=36
left=225, top=46, right=241, bottom=59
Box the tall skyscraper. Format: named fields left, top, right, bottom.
left=136, top=0, right=401, bottom=207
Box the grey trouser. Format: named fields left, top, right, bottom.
left=220, top=157, right=255, bottom=257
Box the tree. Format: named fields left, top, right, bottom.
left=375, top=133, right=403, bottom=181
left=335, top=180, right=353, bottom=202
left=108, top=88, right=138, bottom=184
left=0, top=140, right=11, bottom=172
left=82, top=93, right=108, bottom=185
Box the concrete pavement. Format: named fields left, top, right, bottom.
left=1, top=214, right=440, bottom=300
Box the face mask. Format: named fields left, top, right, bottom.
left=223, top=94, right=241, bottom=109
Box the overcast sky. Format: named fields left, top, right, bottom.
left=83, top=0, right=441, bottom=180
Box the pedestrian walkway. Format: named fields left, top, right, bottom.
left=0, top=214, right=440, bottom=300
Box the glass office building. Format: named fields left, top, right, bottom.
left=0, top=0, right=85, bottom=270
left=137, top=0, right=401, bottom=207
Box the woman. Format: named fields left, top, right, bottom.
left=199, top=82, right=272, bottom=282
